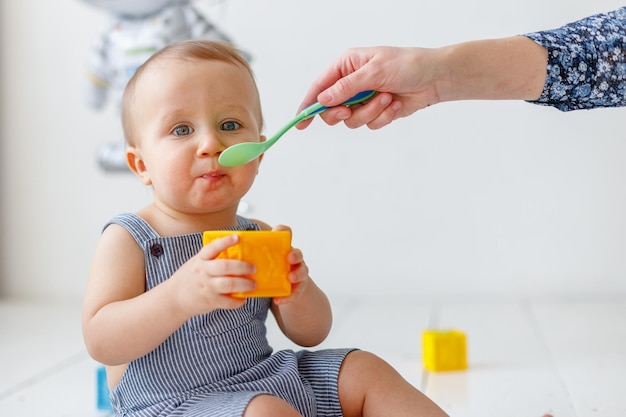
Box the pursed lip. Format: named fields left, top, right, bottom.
left=199, top=168, right=227, bottom=181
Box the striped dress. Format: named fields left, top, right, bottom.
left=107, top=212, right=353, bottom=417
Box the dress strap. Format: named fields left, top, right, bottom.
left=234, top=215, right=261, bottom=231
left=105, top=212, right=160, bottom=247
left=104, top=212, right=260, bottom=247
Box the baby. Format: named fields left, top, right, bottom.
left=82, top=39, right=448, bottom=417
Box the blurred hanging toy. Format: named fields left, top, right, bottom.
left=82, top=0, right=251, bottom=172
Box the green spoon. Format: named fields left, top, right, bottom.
left=218, top=90, right=376, bottom=167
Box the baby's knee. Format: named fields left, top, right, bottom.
left=243, top=394, right=303, bottom=417
left=343, top=350, right=391, bottom=374
left=339, top=350, right=403, bottom=392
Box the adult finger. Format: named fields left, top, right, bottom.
left=337, top=93, right=394, bottom=129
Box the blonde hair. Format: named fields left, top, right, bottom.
left=121, top=40, right=262, bottom=145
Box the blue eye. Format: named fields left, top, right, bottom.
left=221, top=121, right=241, bottom=131
left=173, top=125, right=193, bottom=136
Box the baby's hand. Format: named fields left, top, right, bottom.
left=172, top=234, right=257, bottom=316
left=272, top=225, right=310, bottom=305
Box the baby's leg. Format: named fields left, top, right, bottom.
left=338, top=350, right=449, bottom=417
left=243, top=394, right=304, bottom=417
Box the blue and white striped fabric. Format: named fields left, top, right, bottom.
left=105, top=212, right=353, bottom=417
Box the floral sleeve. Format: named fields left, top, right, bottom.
left=523, top=7, right=626, bottom=111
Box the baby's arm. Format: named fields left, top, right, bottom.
left=82, top=224, right=256, bottom=365
left=268, top=225, right=333, bottom=347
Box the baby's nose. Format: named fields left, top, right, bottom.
left=197, top=133, right=226, bottom=157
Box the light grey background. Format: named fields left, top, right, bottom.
left=1, top=0, right=625, bottom=300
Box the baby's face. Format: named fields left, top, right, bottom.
left=132, top=58, right=263, bottom=149
left=128, top=58, right=264, bottom=216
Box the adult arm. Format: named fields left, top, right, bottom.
left=523, top=6, right=626, bottom=111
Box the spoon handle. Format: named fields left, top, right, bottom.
left=269, top=90, right=377, bottom=147
left=298, top=90, right=376, bottom=121
left=217, top=91, right=377, bottom=167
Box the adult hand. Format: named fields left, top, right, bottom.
left=296, top=46, right=440, bottom=130
left=296, top=38, right=547, bottom=130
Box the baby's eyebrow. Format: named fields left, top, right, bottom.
left=154, top=108, right=188, bottom=126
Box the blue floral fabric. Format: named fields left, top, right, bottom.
left=523, top=7, right=626, bottom=111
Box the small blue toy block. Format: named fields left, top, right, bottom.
left=97, top=365, right=113, bottom=411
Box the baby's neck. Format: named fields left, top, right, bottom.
left=137, top=203, right=240, bottom=236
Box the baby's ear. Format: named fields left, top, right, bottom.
left=126, top=146, right=151, bottom=185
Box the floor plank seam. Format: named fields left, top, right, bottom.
left=523, top=299, right=578, bottom=416
left=0, top=351, right=87, bottom=400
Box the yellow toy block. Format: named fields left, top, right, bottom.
left=202, top=230, right=292, bottom=298
left=422, top=329, right=468, bottom=372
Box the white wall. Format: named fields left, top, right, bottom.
left=1, top=0, right=625, bottom=301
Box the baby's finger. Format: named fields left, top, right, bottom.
left=198, top=234, right=239, bottom=260
left=272, top=294, right=296, bottom=305
left=287, top=247, right=304, bottom=265
left=272, top=224, right=292, bottom=233
left=288, top=262, right=309, bottom=283
left=210, top=276, right=257, bottom=295
left=206, top=258, right=256, bottom=278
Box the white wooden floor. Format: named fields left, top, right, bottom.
left=1, top=295, right=625, bottom=417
